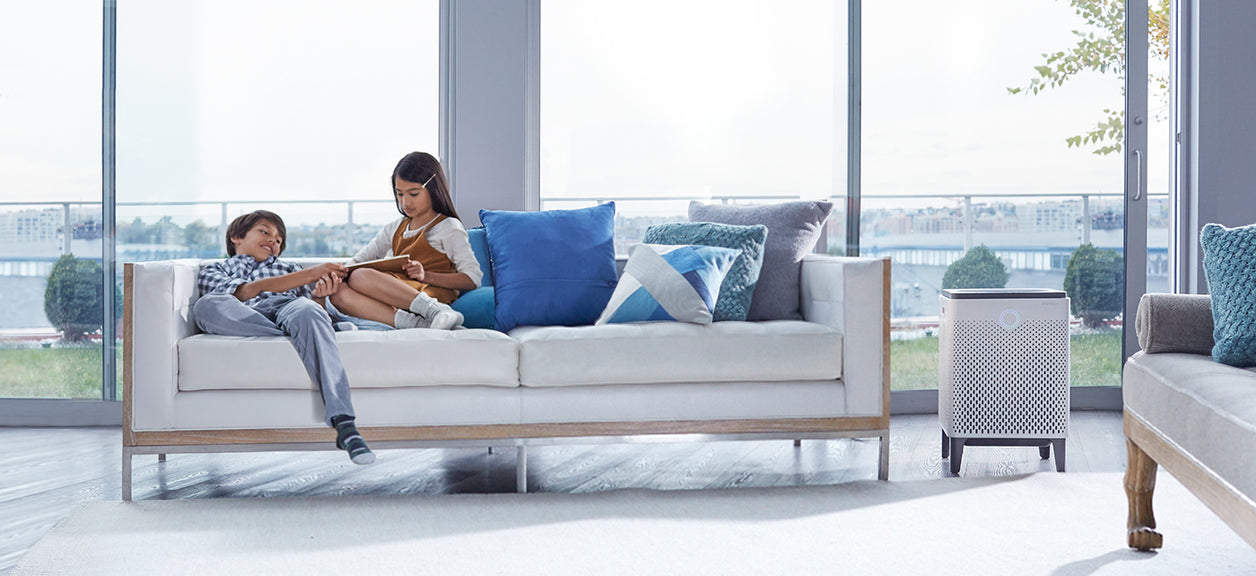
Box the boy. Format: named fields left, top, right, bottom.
left=193, top=210, right=374, bottom=464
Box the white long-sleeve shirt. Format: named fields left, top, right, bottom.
left=351, top=216, right=483, bottom=288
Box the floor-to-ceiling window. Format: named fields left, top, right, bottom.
left=1, top=0, right=439, bottom=416
left=860, top=0, right=1162, bottom=403
left=539, top=0, right=849, bottom=255
left=0, top=2, right=107, bottom=402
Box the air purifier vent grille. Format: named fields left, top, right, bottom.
left=948, top=319, right=1069, bottom=436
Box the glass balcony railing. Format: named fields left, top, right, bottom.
left=0, top=191, right=1169, bottom=398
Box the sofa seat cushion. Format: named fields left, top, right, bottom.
left=178, top=329, right=519, bottom=391
left=1124, top=352, right=1256, bottom=503
left=512, top=320, right=842, bottom=387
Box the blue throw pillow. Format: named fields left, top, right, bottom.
left=479, top=203, right=618, bottom=332
left=451, top=286, right=496, bottom=330
left=465, top=227, right=494, bottom=287
left=644, top=222, right=767, bottom=321
left=1201, top=222, right=1256, bottom=367
left=597, top=243, right=739, bottom=325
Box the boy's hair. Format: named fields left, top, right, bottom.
left=226, top=210, right=287, bottom=257
left=392, top=151, right=460, bottom=220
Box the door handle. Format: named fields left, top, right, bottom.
left=1132, top=149, right=1143, bottom=201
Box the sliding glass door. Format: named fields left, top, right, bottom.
left=862, top=0, right=1156, bottom=406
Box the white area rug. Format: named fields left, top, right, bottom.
left=12, top=472, right=1256, bottom=575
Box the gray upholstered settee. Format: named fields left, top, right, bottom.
left=1123, top=293, right=1256, bottom=550
left=122, top=256, right=890, bottom=500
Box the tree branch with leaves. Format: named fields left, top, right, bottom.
left=1008, top=0, right=1169, bottom=155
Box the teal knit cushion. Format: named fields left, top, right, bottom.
left=644, top=222, right=767, bottom=321
left=1201, top=223, right=1256, bottom=367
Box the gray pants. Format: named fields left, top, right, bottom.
left=193, top=294, right=355, bottom=426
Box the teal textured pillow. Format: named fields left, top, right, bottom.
left=1202, top=222, right=1256, bottom=367
left=465, top=227, right=493, bottom=287
left=643, top=222, right=767, bottom=322
left=596, top=243, right=739, bottom=325
left=479, top=203, right=618, bottom=332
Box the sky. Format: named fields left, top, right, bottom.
left=0, top=0, right=1171, bottom=225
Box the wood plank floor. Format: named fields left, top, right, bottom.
left=0, top=411, right=1126, bottom=574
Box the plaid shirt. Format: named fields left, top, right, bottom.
left=197, top=254, right=312, bottom=309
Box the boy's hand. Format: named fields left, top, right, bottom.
left=309, top=262, right=348, bottom=282
left=311, top=274, right=342, bottom=298
left=402, top=260, right=426, bottom=282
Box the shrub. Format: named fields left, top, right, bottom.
left=1063, top=243, right=1124, bottom=328
left=44, top=254, right=105, bottom=341
left=942, top=245, right=1008, bottom=290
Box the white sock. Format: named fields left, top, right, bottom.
left=409, top=293, right=463, bottom=330
left=393, top=309, right=430, bottom=330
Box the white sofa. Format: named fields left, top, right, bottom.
left=122, top=255, right=890, bottom=500
left=1123, top=293, right=1256, bottom=550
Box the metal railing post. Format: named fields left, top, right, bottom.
left=63, top=203, right=72, bottom=255
left=963, top=196, right=973, bottom=252
left=1082, top=194, right=1091, bottom=245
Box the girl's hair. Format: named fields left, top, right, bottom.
left=392, top=151, right=460, bottom=220
left=225, top=210, right=287, bottom=257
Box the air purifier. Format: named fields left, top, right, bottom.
left=938, top=288, right=1070, bottom=475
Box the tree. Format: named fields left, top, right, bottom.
left=44, top=254, right=104, bottom=341
left=1008, top=0, right=1170, bottom=155
left=183, top=219, right=223, bottom=257
left=1063, top=243, right=1124, bottom=328
left=942, top=245, right=1009, bottom=290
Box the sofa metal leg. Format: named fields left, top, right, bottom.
left=1125, top=438, right=1162, bottom=551
left=793, top=439, right=801, bottom=447
left=516, top=446, right=527, bottom=494
left=122, top=447, right=133, bottom=502
left=157, top=454, right=166, bottom=463
left=878, top=433, right=890, bottom=480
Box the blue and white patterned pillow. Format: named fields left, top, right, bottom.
left=596, top=243, right=740, bottom=325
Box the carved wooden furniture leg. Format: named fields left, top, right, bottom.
left=1125, top=438, right=1163, bottom=551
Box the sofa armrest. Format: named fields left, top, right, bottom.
left=125, top=260, right=203, bottom=432
left=800, top=255, right=890, bottom=417
left=1135, top=293, right=1213, bottom=355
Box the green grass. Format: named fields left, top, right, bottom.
left=891, top=329, right=1123, bottom=391
left=0, top=345, right=123, bottom=399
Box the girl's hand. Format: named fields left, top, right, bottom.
left=311, top=273, right=342, bottom=298
left=403, top=259, right=426, bottom=282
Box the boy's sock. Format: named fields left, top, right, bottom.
left=331, top=415, right=375, bottom=465
left=408, top=292, right=463, bottom=330
left=393, top=309, right=431, bottom=330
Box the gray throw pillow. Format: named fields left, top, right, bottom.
left=689, top=200, right=833, bottom=321
left=643, top=222, right=767, bottom=322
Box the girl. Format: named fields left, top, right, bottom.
left=330, top=152, right=482, bottom=330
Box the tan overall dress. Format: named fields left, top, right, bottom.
left=390, top=214, right=461, bottom=304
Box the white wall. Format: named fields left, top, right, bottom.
left=1186, top=0, right=1256, bottom=292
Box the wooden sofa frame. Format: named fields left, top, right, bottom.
left=1124, top=410, right=1256, bottom=550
